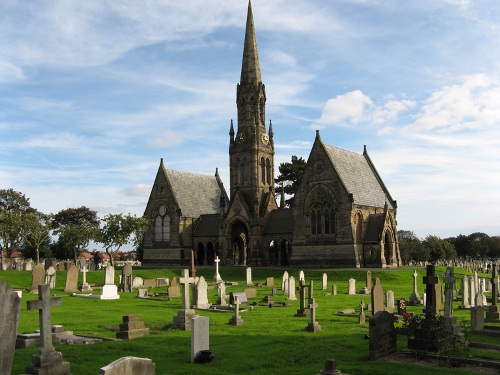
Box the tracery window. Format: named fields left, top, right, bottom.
left=309, top=189, right=336, bottom=236
left=155, top=205, right=171, bottom=242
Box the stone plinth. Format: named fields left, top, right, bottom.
left=26, top=349, right=70, bottom=375
left=116, top=315, right=149, bottom=339
left=172, top=309, right=196, bottom=331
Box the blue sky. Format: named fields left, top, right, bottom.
left=1, top=0, right=499, bottom=240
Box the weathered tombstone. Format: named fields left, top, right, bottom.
left=461, top=275, right=470, bottom=309
left=442, top=267, right=461, bottom=334
left=79, top=257, right=92, bottom=292
left=132, top=277, right=144, bottom=289
left=332, top=284, right=337, bottom=296
left=359, top=300, right=366, bottom=324
left=120, top=264, right=133, bottom=292
left=322, top=273, right=327, bottom=290
left=156, top=277, right=169, bottom=287
left=98, top=357, right=155, bottom=375
left=434, top=282, right=443, bottom=313
left=194, top=276, right=210, bottom=309
left=143, top=279, right=156, bottom=288
left=360, top=271, right=371, bottom=294
left=423, top=265, right=439, bottom=315
left=45, top=265, right=56, bottom=289
left=469, top=277, right=476, bottom=307
left=191, top=316, right=210, bottom=363
left=409, top=269, right=421, bottom=305
left=26, top=284, right=70, bottom=375
left=371, top=277, right=384, bottom=314
left=137, top=288, right=148, bottom=298
left=24, top=261, right=33, bottom=271
left=306, top=298, right=321, bottom=332
left=64, top=264, right=79, bottom=292
left=369, top=311, right=397, bottom=360
left=485, top=264, right=500, bottom=322
left=0, top=280, right=21, bottom=375
left=385, top=290, right=394, bottom=313
left=213, top=256, right=222, bottom=283
left=246, top=267, right=253, bottom=286
left=281, top=271, right=289, bottom=291
left=283, top=274, right=290, bottom=296
left=30, top=264, right=45, bottom=294
left=266, top=277, right=274, bottom=287
left=168, top=285, right=181, bottom=298
left=348, top=278, right=356, bottom=295
left=229, top=291, right=248, bottom=305
left=470, top=306, right=484, bottom=332
left=229, top=296, right=244, bottom=326
left=299, top=270, right=305, bottom=284
left=116, top=314, right=149, bottom=339
left=287, top=276, right=297, bottom=301
left=172, top=269, right=196, bottom=330
left=295, top=280, right=309, bottom=317
left=243, top=288, right=257, bottom=298
left=217, top=282, right=226, bottom=306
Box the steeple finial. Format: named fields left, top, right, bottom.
left=240, top=1, right=261, bottom=85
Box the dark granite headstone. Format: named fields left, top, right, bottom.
left=369, top=311, right=397, bottom=360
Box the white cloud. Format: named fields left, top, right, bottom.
left=313, top=90, right=374, bottom=127
left=150, top=131, right=183, bottom=148
left=0, top=60, right=24, bottom=82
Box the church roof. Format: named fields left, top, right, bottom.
left=193, top=214, right=220, bottom=237
left=323, top=143, right=395, bottom=209
left=164, top=169, right=222, bottom=218
left=264, top=209, right=293, bottom=235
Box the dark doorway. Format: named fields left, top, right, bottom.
left=197, top=242, right=205, bottom=265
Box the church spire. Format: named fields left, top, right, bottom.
left=240, top=1, right=261, bottom=86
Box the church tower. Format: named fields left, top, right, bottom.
left=229, top=1, right=275, bottom=211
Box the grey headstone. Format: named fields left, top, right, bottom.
left=0, top=280, right=21, bottom=375
left=64, top=264, right=79, bottom=292
left=371, top=277, right=384, bottom=314
left=31, top=264, right=45, bottom=294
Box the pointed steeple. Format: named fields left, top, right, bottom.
left=240, top=1, right=261, bottom=86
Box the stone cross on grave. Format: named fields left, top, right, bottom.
left=443, top=267, right=456, bottom=317
left=213, top=256, right=222, bottom=282
left=360, top=300, right=367, bottom=313
left=423, top=265, right=439, bottom=315
left=178, top=268, right=195, bottom=310
left=412, top=269, right=418, bottom=294
left=27, top=284, right=62, bottom=352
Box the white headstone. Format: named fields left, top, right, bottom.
left=348, top=278, right=356, bottom=295
left=246, top=267, right=253, bottom=286
left=386, top=290, right=395, bottom=310
left=287, top=276, right=297, bottom=300
left=282, top=271, right=289, bottom=291
left=191, top=316, right=210, bottom=363
left=322, top=273, right=327, bottom=290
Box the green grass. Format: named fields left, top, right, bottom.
left=1, top=266, right=498, bottom=375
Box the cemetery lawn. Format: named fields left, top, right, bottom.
left=2, top=266, right=499, bottom=375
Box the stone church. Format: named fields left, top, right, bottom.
left=142, top=2, right=401, bottom=268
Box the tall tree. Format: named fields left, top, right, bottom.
left=96, top=213, right=150, bottom=267
left=423, top=235, right=456, bottom=264
left=0, top=189, right=32, bottom=270
left=275, top=155, right=307, bottom=207
left=52, top=207, right=100, bottom=263
left=21, top=210, right=53, bottom=264
left=397, top=230, right=423, bottom=264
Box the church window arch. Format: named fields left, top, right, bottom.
left=308, top=188, right=336, bottom=236
left=242, top=157, right=248, bottom=183
left=155, top=205, right=171, bottom=242
left=260, top=157, right=266, bottom=184
left=266, top=158, right=271, bottom=185
left=236, top=158, right=242, bottom=185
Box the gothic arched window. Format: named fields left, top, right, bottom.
left=261, top=157, right=266, bottom=183
left=155, top=205, right=171, bottom=242
left=266, top=158, right=271, bottom=185
left=309, top=190, right=336, bottom=236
